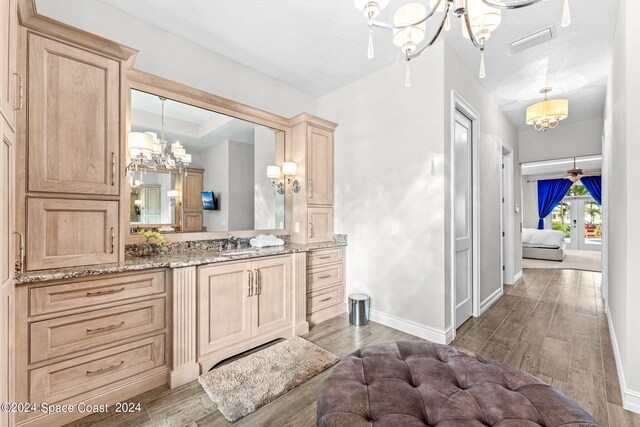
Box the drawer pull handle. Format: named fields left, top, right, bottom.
left=86, top=321, right=125, bottom=334
left=320, top=297, right=332, bottom=302
left=318, top=274, right=332, bottom=279
left=254, top=269, right=261, bottom=295
left=309, top=179, right=313, bottom=198
left=247, top=270, right=253, bottom=297
left=309, top=222, right=314, bottom=238
left=110, top=227, right=115, bottom=254
left=318, top=256, right=332, bottom=260
left=86, top=287, right=125, bottom=297
left=86, top=360, right=124, bottom=376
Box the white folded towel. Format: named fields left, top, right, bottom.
left=250, top=234, right=284, bottom=248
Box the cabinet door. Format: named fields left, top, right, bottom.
left=308, top=207, right=333, bottom=244
left=27, top=34, right=120, bottom=195
left=307, top=126, right=333, bottom=205
left=181, top=170, right=203, bottom=231
left=198, top=262, right=252, bottom=356
left=0, top=116, right=14, bottom=427
left=0, top=0, right=17, bottom=129
left=251, top=257, right=291, bottom=337
left=26, top=198, right=119, bottom=270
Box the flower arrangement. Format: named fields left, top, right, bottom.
left=138, top=229, right=166, bottom=257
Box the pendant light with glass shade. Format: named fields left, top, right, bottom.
left=354, top=0, right=571, bottom=85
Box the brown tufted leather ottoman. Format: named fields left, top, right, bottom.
left=317, top=341, right=599, bottom=427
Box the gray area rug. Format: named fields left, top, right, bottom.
left=198, top=336, right=339, bottom=422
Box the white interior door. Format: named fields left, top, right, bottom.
left=556, top=197, right=602, bottom=252
left=454, top=110, right=473, bottom=328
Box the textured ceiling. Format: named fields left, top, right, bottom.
left=39, top=0, right=618, bottom=130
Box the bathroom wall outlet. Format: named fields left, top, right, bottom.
left=391, top=224, right=399, bottom=237
left=294, top=222, right=300, bottom=233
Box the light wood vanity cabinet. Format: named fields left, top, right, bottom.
left=27, top=34, right=120, bottom=195
left=306, top=248, right=346, bottom=325
left=197, top=255, right=292, bottom=371
left=26, top=198, right=119, bottom=270
left=289, top=114, right=338, bottom=245
left=179, top=168, right=204, bottom=232
left=15, top=270, right=170, bottom=427
left=307, top=126, right=334, bottom=205
left=0, top=0, right=18, bottom=130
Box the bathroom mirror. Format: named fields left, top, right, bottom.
left=129, top=89, right=285, bottom=233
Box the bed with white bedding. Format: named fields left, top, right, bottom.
left=522, top=228, right=566, bottom=261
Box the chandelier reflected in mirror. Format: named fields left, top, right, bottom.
left=126, top=96, right=192, bottom=176
left=354, top=0, right=571, bottom=85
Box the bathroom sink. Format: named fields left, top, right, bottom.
left=220, top=249, right=258, bottom=257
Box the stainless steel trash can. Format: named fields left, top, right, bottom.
left=349, top=293, right=370, bottom=326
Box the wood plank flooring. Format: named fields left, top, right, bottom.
left=65, top=268, right=640, bottom=427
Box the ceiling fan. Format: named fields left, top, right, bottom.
left=566, top=157, right=583, bottom=183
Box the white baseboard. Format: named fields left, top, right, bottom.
left=513, top=270, right=523, bottom=283
left=606, top=304, right=640, bottom=414
left=480, top=287, right=503, bottom=314
left=368, top=309, right=448, bottom=344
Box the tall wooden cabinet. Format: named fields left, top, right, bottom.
left=179, top=168, right=204, bottom=232
left=0, top=0, right=17, bottom=425
left=0, top=0, right=18, bottom=131
left=0, top=115, right=15, bottom=427
left=16, top=16, right=137, bottom=271
left=289, top=114, right=337, bottom=244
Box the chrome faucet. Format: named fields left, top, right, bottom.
left=225, top=236, right=239, bottom=251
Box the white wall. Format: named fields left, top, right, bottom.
left=317, top=42, right=518, bottom=340
left=604, top=0, right=640, bottom=413
left=443, top=46, right=521, bottom=310
left=254, top=128, right=278, bottom=230
left=317, top=43, right=447, bottom=336
left=193, top=142, right=229, bottom=232
left=519, top=118, right=604, bottom=163
left=228, top=141, right=255, bottom=231
left=35, top=0, right=317, bottom=119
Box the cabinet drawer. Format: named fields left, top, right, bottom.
left=307, top=264, right=343, bottom=293
left=29, top=270, right=166, bottom=316
left=307, top=248, right=343, bottom=268
left=30, top=298, right=166, bottom=363
left=30, top=335, right=165, bottom=405
left=307, top=285, right=344, bottom=314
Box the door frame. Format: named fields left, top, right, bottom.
left=450, top=92, right=480, bottom=337
left=501, top=143, right=515, bottom=284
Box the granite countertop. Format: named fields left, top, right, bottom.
left=16, top=236, right=347, bottom=284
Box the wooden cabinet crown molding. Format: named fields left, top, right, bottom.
left=288, top=113, right=338, bottom=132
left=17, top=0, right=138, bottom=65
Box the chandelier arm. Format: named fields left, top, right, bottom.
left=367, top=0, right=443, bottom=31
left=461, top=4, right=483, bottom=49
left=407, top=3, right=450, bottom=60
left=480, top=0, right=544, bottom=9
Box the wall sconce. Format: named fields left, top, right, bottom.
left=282, top=162, right=300, bottom=194
left=267, top=165, right=285, bottom=195
left=134, top=199, right=143, bottom=216
left=167, top=190, right=180, bottom=206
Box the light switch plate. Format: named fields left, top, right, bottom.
left=294, top=222, right=300, bottom=233
left=391, top=224, right=399, bottom=236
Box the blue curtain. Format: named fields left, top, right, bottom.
left=581, top=176, right=602, bottom=205
left=537, top=178, right=573, bottom=229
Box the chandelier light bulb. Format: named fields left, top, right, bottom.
left=561, top=0, right=571, bottom=27
left=393, top=3, right=427, bottom=49
left=479, top=52, right=486, bottom=79
left=367, top=28, right=375, bottom=59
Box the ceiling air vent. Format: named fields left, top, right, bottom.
left=509, top=25, right=556, bottom=55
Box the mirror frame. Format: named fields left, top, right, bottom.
left=125, top=70, right=292, bottom=244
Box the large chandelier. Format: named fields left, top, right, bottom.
left=354, top=0, right=571, bottom=86
left=526, top=87, right=569, bottom=132
left=127, top=97, right=192, bottom=174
